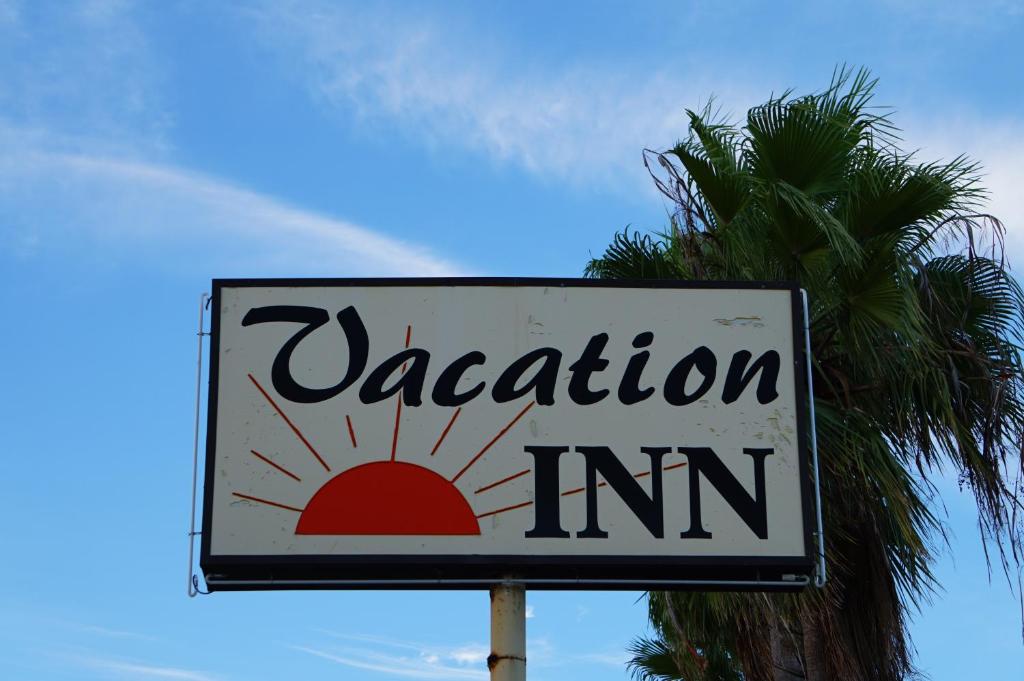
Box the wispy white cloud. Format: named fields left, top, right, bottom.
left=574, top=650, right=632, bottom=666
left=0, top=134, right=468, bottom=276
left=908, top=118, right=1024, bottom=261
left=525, top=604, right=535, bottom=619
left=76, top=624, right=158, bottom=641
left=241, top=1, right=753, bottom=190
left=448, top=644, right=489, bottom=666
left=79, top=657, right=222, bottom=681
left=316, top=631, right=489, bottom=668
left=293, top=644, right=488, bottom=680
left=526, top=635, right=628, bottom=670
left=305, top=630, right=627, bottom=678
left=879, top=0, right=1023, bottom=25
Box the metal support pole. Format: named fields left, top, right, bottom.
left=489, top=582, right=526, bottom=681
left=187, top=292, right=210, bottom=597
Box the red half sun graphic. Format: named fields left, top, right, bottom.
left=296, top=461, right=480, bottom=535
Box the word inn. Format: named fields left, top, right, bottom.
left=525, top=444, right=772, bottom=541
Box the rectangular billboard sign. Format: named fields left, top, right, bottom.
left=200, top=278, right=814, bottom=589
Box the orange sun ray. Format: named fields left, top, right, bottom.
left=390, top=399, right=403, bottom=460
left=450, top=401, right=535, bottom=483
left=560, top=462, right=688, bottom=497
left=429, top=407, right=462, bottom=456
left=474, top=468, right=531, bottom=494
left=476, top=500, right=533, bottom=520
left=390, top=324, right=412, bottom=462
left=249, top=449, right=302, bottom=482
left=248, top=373, right=330, bottom=472
left=345, top=414, right=358, bottom=448
left=475, top=461, right=689, bottom=518
left=231, top=491, right=304, bottom=513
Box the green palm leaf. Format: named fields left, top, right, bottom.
left=599, top=68, right=1023, bottom=681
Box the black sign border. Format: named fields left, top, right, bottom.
left=200, top=278, right=815, bottom=591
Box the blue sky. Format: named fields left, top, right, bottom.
left=1, top=1, right=1023, bottom=679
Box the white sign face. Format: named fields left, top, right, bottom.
left=201, top=279, right=812, bottom=589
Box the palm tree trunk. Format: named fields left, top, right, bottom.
left=800, top=610, right=826, bottom=681
left=770, top=617, right=804, bottom=681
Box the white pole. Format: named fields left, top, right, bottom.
left=187, top=292, right=209, bottom=597
left=489, top=582, right=526, bottom=681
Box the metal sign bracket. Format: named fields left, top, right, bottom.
left=188, top=293, right=211, bottom=597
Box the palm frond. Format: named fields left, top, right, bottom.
left=587, top=67, right=1023, bottom=681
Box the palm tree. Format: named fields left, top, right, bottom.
left=585, top=69, right=1024, bottom=681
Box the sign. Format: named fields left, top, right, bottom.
left=200, top=279, right=814, bottom=589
